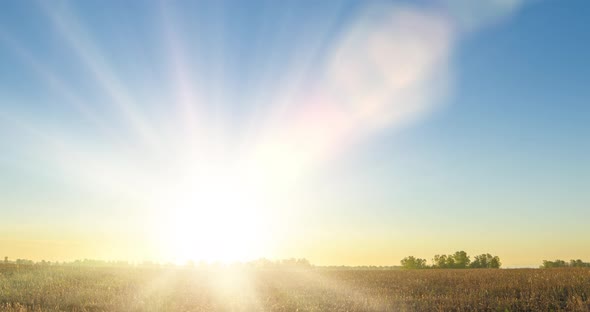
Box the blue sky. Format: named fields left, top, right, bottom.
left=0, top=0, right=588, bottom=266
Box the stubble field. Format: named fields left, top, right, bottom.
left=1, top=265, right=589, bottom=311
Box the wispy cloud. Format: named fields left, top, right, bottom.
left=443, top=0, right=527, bottom=33
left=250, top=1, right=528, bottom=180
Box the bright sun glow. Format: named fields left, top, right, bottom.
left=149, top=161, right=275, bottom=263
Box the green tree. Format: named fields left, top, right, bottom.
left=446, top=256, right=456, bottom=268
left=541, top=260, right=554, bottom=268
left=400, top=256, right=427, bottom=269
left=569, top=259, right=590, bottom=268
left=490, top=256, right=501, bottom=268
left=470, top=255, right=483, bottom=268
left=433, top=254, right=448, bottom=268
left=546, top=259, right=567, bottom=268
left=469, top=253, right=501, bottom=268
left=472, top=254, right=484, bottom=268
left=452, top=251, right=471, bottom=268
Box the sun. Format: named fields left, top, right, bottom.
left=149, top=163, right=274, bottom=264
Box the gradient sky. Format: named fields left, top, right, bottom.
left=0, top=0, right=588, bottom=267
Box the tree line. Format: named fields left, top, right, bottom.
left=540, top=259, right=590, bottom=268
left=2, top=256, right=313, bottom=269
left=400, top=251, right=501, bottom=269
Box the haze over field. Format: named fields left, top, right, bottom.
left=0, top=0, right=588, bottom=267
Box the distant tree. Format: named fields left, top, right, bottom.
left=490, top=256, right=501, bottom=268
left=415, top=252, right=501, bottom=269
left=569, top=259, right=590, bottom=268
left=433, top=255, right=448, bottom=268
left=470, top=255, right=483, bottom=268
left=433, top=253, right=465, bottom=268
left=446, top=256, right=456, bottom=268
left=296, top=258, right=311, bottom=267
left=542, top=259, right=590, bottom=268
left=3, top=256, right=7, bottom=264
left=452, top=251, right=471, bottom=268
left=541, top=259, right=568, bottom=268
left=400, top=256, right=427, bottom=269
left=470, top=254, right=501, bottom=269
left=15, top=259, right=33, bottom=265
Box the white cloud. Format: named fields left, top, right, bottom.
left=443, top=0, right=526, bottom=33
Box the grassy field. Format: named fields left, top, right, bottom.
left=1, top=265, right=589, bottom=311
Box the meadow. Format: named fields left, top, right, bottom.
left=1, top=264, right=589, bottom=311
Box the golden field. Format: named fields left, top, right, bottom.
left=1, top=264, right=589, bottom=311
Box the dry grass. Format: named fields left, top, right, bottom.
left=1, top=265, right=589, bottom=311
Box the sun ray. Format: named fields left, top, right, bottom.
left=0, top=30, right=125, bottom=144
left=157, top=1, right=203, bottom=137
left=39, top=2, right=159, bottom=150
